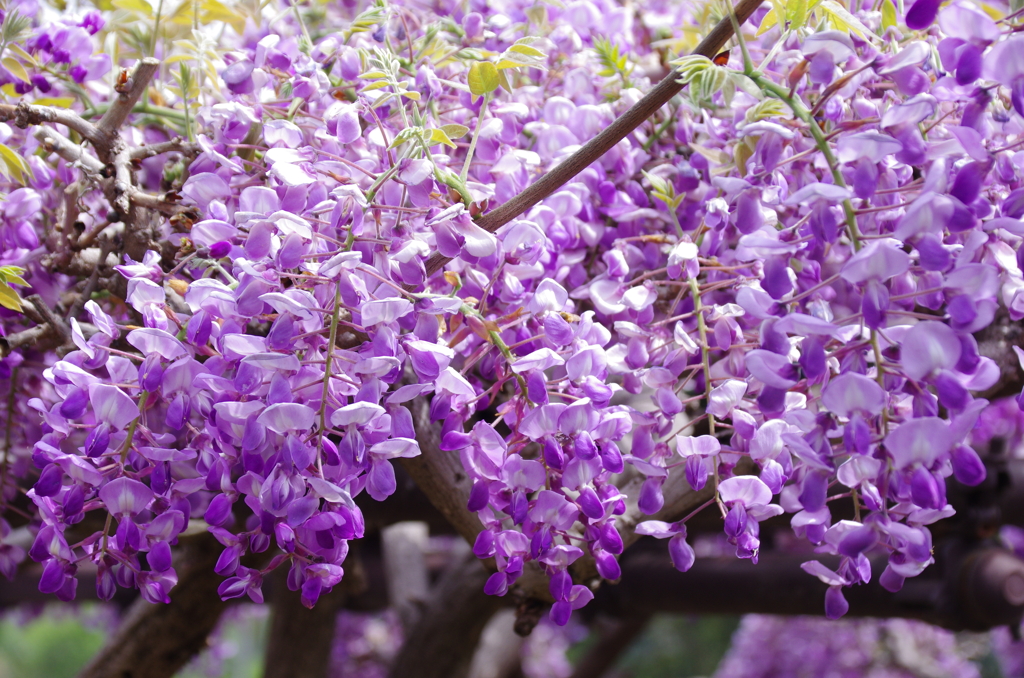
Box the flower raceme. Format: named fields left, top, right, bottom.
left=0, top=0, right=1021, bottom=626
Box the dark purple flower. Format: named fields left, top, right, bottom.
left=905, top=0, right=941, bottom=30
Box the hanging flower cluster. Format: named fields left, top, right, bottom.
left=1, top=0, right=1023, bottom=626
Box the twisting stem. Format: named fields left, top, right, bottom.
left=460, top=95, right=488, bottom=183
left=751, top=73, right=888, bottom=524
left=97, top=58, right=161, bottom=150
left=316, top=279, right=344, bottom=476
left=728, top=0, right=754, bottom=75
left=119, top=391, right=150, bottom=462
left=750, top=76, right=862, bottom=251
left=689, top=278, right=724, bottom=518
left=459, top=304, right=532, bottom=405
left=688, top=279, right=715, bottom=438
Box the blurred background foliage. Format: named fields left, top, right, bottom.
left=0, top=607, right=1008, bottom=678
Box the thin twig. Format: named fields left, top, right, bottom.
left=96, top=58, right=161, bottom=151
left=0, top=101, right=103, bottom=146
left=67, top=240, right=114, bottom=321
left=25, top=295, right=70, bottom=344
left=129, top=137, right=200, bottom=160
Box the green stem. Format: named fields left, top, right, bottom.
left=365, top=164, right=401, bottom=204
left=757, top=29, right=789, bottom=71
left=459, top=303, right=532, bottom=405
left=751, top=75, right=862, bottom=252
left=119, top=390, right=150, bottom=462
left=460, top=95, right=488, bottom=183
left=689, top=278, right=715, bottom=438
left=690, top=277, right=725, bottom=517
left=642, top=107, right=676, bottom=152
left=292, top=2, right=314, bottom=53
left=316, top=279, right=343, bottom=476
left=150, top=0, right=165, bottom=58
left=754, top=71, right=888, bottom=519
left=83, top=102, right=188, bottom=123
left=100, top=511, right=113, bottom=555
left=727, top=1, right=754, bottom=75
left=183, top=100, right=193, bottom=142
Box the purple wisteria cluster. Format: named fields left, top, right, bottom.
left=1, top=0, right=1024, bottom=626
left=715, top=614, right=982, bottom=678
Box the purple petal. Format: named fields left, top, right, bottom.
left=884, top=417, right=952, bottom=469
left=126, top=328, right=188, bottom=360
left=951, top=445, right=986, bottom=486
left=719, top=476, right=772, bottom=508
left=88, top=385, right=140, bottom=431
left=668, top=532, right=696, bottom=572
left=840, top=240, right=910, bottom=283
left=824, top=585, right=850, bottom=619
left=838, top=525, right=877, bottom=557
left=361, top=298, right=414, bottom=326
left=905, top=0, right=941, bottom=29
left=900, top=321, right=961, bottom=381
left=511, top=348, right=565, bottom=374
left=821, top=373, right=886, bottom=418
left=635, top=520, right=678, bottom=539
left=99, top=477, right=154, bottom=517
left=366, top=459, right=397, bottom=501
left=257, top=403, right=316, bottom=434
left=745, top=349, right=798, bottom=389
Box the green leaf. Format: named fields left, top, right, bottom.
left=496, top=38, right=549, bottom=70
left=0, top=284, right=23, bottom=313
left=389, top=126, right=424, bottom=149
left=428, top=128, right=457, bottom=149
left=400, top=89, right=421, bottom=100
left=787, top=0, right=808, bottom=30
left=507, top=43, right=546, bottom=58
left=642, top=170, right=670, bottom=196
left=820, top=0, right=873, bottom=38
left=525, top=5, right=548, bottom=27
left=0, top=143, right=28, bottom=184
left=1, top=57, right=29, bottom=84
left=112, top=0, right=154, bottom=16
left=32, top=97, right=75, bottom=107
left=671, top=54, right=713, bottom=85
left=755, top=7, right=778, bottom=35
left=6, top=43, right=36, bottom=66
left=881, top=0, right=897, bottom=31
left=439, top=124, right=470, bottom=140
left=467, top=61, right=500, bottom=96
left=0, top=266, right=28, bottom=287
left=199, top=0, right=245, bottom=33
left=746, top=98, right=788, bottom=122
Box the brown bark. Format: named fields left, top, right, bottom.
left=589, top=547, right=1024, bottom=631
left=400, top=397, right=482, bottom=545
left=387, top=552, right=504, bottom=678
left=261, top=553, right=366, bottom=678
